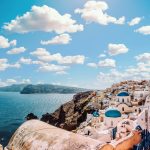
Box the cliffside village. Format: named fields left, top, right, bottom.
left=1, top=80, right=150, bottom=150
left=76, top=80, right=150, bottom=147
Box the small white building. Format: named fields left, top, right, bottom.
left=116, top=91, right=131, bottom=103
left=145, top=95, right=150, bottom=107
left=104, top=108, right=122, bottom=128
left=133, top=90, right=149, bottom=101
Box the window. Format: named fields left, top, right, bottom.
left=111, top=121, right=113, bottom=126
left=122, top=98, right=124, bottom=103
left=122, top=107, right=124, bottom=111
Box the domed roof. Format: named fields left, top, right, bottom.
left=105, top=108, right=121, bottom=118
left=117, top=91, right=129, bottom=96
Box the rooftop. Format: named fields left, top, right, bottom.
left=105, top=108, right=121, bottom=118
left=117, top=91, right=129, bottom=97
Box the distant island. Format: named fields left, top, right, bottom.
left=0, top=84, right=27, bottom=92
left=0, top=84, right=88, bottom=94
left=20, top=84, right=88, bottom=94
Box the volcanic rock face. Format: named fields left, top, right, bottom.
left=26, top=113, right=38, bottom=120
left=41, top=91, right=95, bottom=131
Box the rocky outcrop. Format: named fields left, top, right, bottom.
left=25, top=113, right=38, bottom=120
left=41, top=91, right=95, bottom=131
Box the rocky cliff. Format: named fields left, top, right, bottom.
left=40, top=91, right=96, bottom=131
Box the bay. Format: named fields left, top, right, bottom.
left=0, top=92, right=74, bottom=146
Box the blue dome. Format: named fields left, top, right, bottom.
left=117, top=91, right=129, bottom=96
left=105, top=108, right=121, bottom=118
left=93, top=111, right=100, bottom=117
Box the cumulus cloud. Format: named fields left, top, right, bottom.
left=75, top=0, right=125, bottom=25
left=108, top=43, right=129, bottom=56
left=41, top=34, right=72, bottom=45
left=128, top=17, right=142, bottom=26
left=87, top=58, right=116, bottom=68
left=38, top=63, right=69, bottom=73
left=0, top=58, right=20, bottom=71
left=87, top=63, right=97, bottom=68
left=30, top=48, right=85, bottom=65
left=4, top=5, right=84, bottom=34
left=19, top=57, right=33, bottom=64
left=17, top=55, right=69, bottom=74
left=0, top=78, right=31, bottom=87
left=98, top=58, right=116, bottom=67
left=21, top=79, right=31, bottom=84
left=99, top=54, right=106, bottom=58
left=135, top=26, right=150, bottom=35
left=7, top=47, right=26, bottom=55
left=97, top=62, right=150, bottom=89
left=135, top=53, right=150, bottom=63
left=0, top=35, right=16, bottom=48
left=0, top=79, right=17, bottom=87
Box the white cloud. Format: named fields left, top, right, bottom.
left=10, top=40, right=17, bottom=46
left=39, top=63, right=69, bottom=73
left=7, top=47, right=26, bottom=54
left=135, top=26, right=150, bottom=35
left=31, top=48, right=85, bottom=65
left=19, top=57, right=32, bottom=64
left=87, top=63, right=97, bottom=68
left=18, top=55, right=70, bottom=74
left=98, top=58, right=116, bottom=67
left=0, top=78, right=31, bottom=87
left=128, top=17, right=142, bottom=26
left=0, top=58, right=21, bottom=71
left=108, top=43, right=129, bottom=56
left=55, top=71, right=68, bottom=75
left=97, top=61, right=150, bottom=89
left=75, top=0, right=125, bottom=25
left=0, top=79, right=17, bottom=87
left=135, top=53, right=150, bottom=63
left=0, top=35, right=16, bottom=48
left=21, top=79, right=31, bottom=84
left=4, top=5, right=84, bottom=34
left=87, top=58, right=116, bottom=68
left=99, top=54, right=106, bottom=58
left=41, top=34, right=72, bottom=45
left=6, top=79, right=17, bottom=84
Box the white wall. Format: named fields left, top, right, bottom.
left=117, top=103, right=139, bottom=114
left=104, top=117, right=121, bottom=128
left=116, top=96, right=131, bottom=103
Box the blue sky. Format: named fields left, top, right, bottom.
left=0, top=0, right=150, bottom=89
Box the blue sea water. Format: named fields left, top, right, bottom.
left=0, top=92, right=74, bottom=146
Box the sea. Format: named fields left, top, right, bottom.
left=0, top=92, right=74, bottom=146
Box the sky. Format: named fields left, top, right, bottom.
left=0, top=0, right=150, bottom=89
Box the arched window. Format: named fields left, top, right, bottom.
left=135, top=109, right=137, bottom=112
left=122, top=107, right=124, bottom=111
left=122, top=98, right=124, bottom=103
left=111, top=121, right=113, bottom=126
